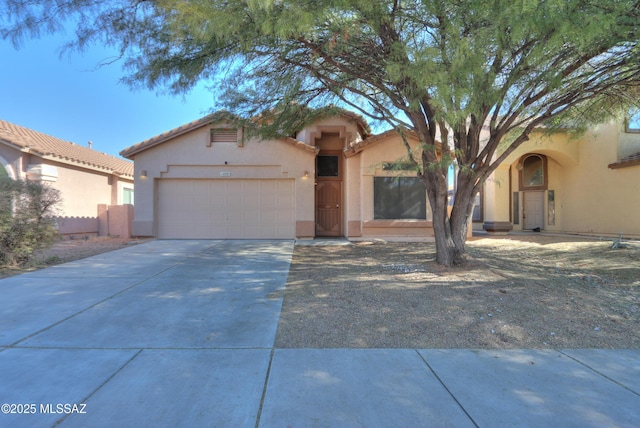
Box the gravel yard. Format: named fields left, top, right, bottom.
left=276, top=234, right=640, bottom=349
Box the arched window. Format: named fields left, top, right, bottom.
left=0, top=155, right=15, bottom=179
left=519, top=154, right=547, bottom=190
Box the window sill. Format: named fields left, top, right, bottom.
left=364, top=219, right=432, bottom=228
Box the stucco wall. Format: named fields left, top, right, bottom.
left=556, top=125, right=640, bottom=237
left=482, top=124, right=640, bottom=238
left=1, top=143, right=134, bottom=237
left=297, top=116, right=365, bottom=146
left=48, top=161, right=114, bottom=217
left=353, top=133, right=435, bottom=239
left=130, top=124, right=316, bottom=237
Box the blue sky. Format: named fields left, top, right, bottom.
left=1, top=33, right=216, bottom=159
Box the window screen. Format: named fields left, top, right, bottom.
left=374, top=177, right=426, bottom=219
left=317, top=155, right=339, bottom=177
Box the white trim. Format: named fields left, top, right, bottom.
left=118, top=181, right=135, bottom=205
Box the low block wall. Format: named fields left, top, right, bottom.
left=56, top=204, right=133, bottom=238
left=55, top=217, right=99, bottom=236
left=98, top=204, right=133, bottom=238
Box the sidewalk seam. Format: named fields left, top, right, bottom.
left=255, top=347, right=275, bottom=428
left=415, top=350, right=480, bottom=428
left=558, top=349, right=640, bottom=397
left=52, top=348, right=144, bottom=427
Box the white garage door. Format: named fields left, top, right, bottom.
left=157, top=179, right=295, bottom=239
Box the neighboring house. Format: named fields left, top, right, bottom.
left=477, top=119, right=640, bottom=239
left=120, top=109, right=640, bottom=241
left=0, top=119, right=134, bottom=237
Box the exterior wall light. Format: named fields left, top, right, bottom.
left=140, top=170, right=148, bottom=178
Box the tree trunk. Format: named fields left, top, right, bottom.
left=449, top=172, right=477, bottom=263
left=424, top=168, right=477, bottom=267
left=431, top=201, right=456, bottom=266
left=422, top=171, right=457, bottom=266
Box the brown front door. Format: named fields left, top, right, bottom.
left=315, top=152, right=342, bottom=237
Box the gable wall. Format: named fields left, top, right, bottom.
left=352, top=133, right=435, bottom=239
left=131, top=125, right=316, bottom=237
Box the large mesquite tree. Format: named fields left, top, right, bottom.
left=4, top=0, right=640, bottom=265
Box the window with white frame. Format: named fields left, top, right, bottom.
left=374, top=177, right=426, bottom=220
left=123, top=187, right=134, bottom=205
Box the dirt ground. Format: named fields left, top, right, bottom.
left=0, top=236, right=146, bottom=278
left=276, top=234, right=640, bottom=349
left=2, top=234, right=638, bottom=349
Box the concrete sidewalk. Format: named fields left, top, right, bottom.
left=0, top=240, right=638, bottom=427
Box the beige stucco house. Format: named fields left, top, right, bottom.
left=477, top=121, right=640, bottom=239
left=121, top=109, right=640, bottom=241
left=120, top=111, right=439, bottom=240
left=0, top=119, right=134, bottom=237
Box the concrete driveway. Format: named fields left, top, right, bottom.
left=1, top=240, right=639, bottom=427
left=0, top=240, right=291, bottom=427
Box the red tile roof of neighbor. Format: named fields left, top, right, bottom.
left=0, top=119, right=133, bottom=177
left=608, top=151, right=640, bottom=169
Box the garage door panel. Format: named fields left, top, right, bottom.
left=245, top=210, right=261, bottom=223
left=158, top=179, right=294, bottom=239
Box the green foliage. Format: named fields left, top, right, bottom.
left=4, top=0, right=640, bottom=264
left=3, top=1, right=639, bottom=145
left=0, top=178, right=62, bottom=266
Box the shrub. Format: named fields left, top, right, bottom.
left=0, top=177, right=62, bottom=266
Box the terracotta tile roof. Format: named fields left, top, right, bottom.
left=0, top=119, right=133, bottom=177
left=120, top=113, right=224, bottom=159
left=344, top=128, right=442, bottom=158
left=281, top=137, right=319, bottom=153
left=608, top=151, right=640, bottom=169
left=120, top=111, right=334, bottom=159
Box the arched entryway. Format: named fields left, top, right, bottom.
left=518, top=154, right=547, bottom=230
